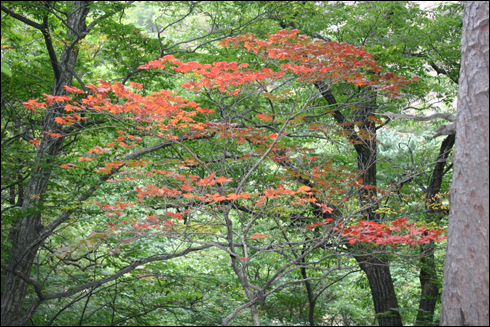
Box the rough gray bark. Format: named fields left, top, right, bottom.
left=440, top=1, right=489, bottom=326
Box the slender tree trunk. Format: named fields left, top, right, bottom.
left=354, top=86, right=403, bottom=326
left=223, top=209, right=261, bottom=326
left=1, top=3, right=91, bottom=325
left=415, top=135, right=455, bottom=325
left=315, top=83, right=403, bottom=326
left=416, top=244, right=439, bottom=325
left=440, top=1, right=489, bottom=326
left=300, top=247, right=316, bottom=326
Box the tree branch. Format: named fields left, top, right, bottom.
left=1, top=4, right=44, bottom=30
left=375, top=112, right=456, bottom=138
left=374, top=111, right=456, bottom=122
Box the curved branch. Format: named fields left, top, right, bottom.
left=21, top=134, right=215, bottom=262
left=41, top=244, right=214, bottom=302
left=374, top=111, right=456, bottom=122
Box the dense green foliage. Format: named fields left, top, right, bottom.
left=1, top=1, right=461, bottom=326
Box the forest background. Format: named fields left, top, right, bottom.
left=1, top=1, right=487, bottom=326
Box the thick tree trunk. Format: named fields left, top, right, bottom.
left=1, top=3, right=91, bottom=325
left=440, top=2, right=489, bottom=326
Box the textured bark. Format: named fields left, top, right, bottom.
left=440, top=1, right=489, bottom=326
left=1, top=3, right=91, bottom=325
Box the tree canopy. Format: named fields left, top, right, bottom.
left=2, top=2, right=478, bottom=326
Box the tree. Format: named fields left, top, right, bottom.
left=13, top=28, right=447, bottom=326
left=440, top=1, right=489, bottom=326
left=267, top=2, right=463, bottom=324
left=1, top=2, right=460, bottom=326
left=1, top=3, right=105, bottom=324
left=0, top=2, right=287, bottom=325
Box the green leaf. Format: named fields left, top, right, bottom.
left=1, top=62, right=12, bottom=77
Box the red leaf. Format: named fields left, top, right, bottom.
left=257, top=113, right=272, bottom=121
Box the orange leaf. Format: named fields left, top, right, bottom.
left=226, top=193, right=240, bottom=200
left=54, top=117, right=67, bottom=125
left=210, top=193, right=227, bottom=202
left=316, top=203, right=334, bottom=213
left=181, top=184, right=194, bottom=191
left=255, top=196, right=266, bottom=205
left=216, top=176, right=233, bottom=183
left=296, top=185, right=311, bottom=193
left=197, top=172, right=216, bottom=187
left=257, top=113, right=272, bottom=121
left=129, top=82, right=143, bottom=89
left=239, top=192, right=250, bottom=199
left=263, top=189, right=279, bottom=198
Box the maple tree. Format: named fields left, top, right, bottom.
left=1, top=2, right=297, bottom=325
left=15, top=29, right=448, bottom=325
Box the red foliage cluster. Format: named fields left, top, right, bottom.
left=335, top=218, right=447, bottom=246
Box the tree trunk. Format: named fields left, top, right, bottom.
left=416, top=244, right=439, bottom=325
left=354, top=255, right=403, bottom=326
left=315, top=83, right=403, bottom=326
left=1, top=3, right=91, bottom=325
left=440, top=1, right=489, bottom=326
left=416, top=135, right=455, bottom=325
left=354, top=86, right=403, bottom=326
left=300, top=248, right=316, bottom=326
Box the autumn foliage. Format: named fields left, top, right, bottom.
left=23, top=29, right=444, bottom=247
